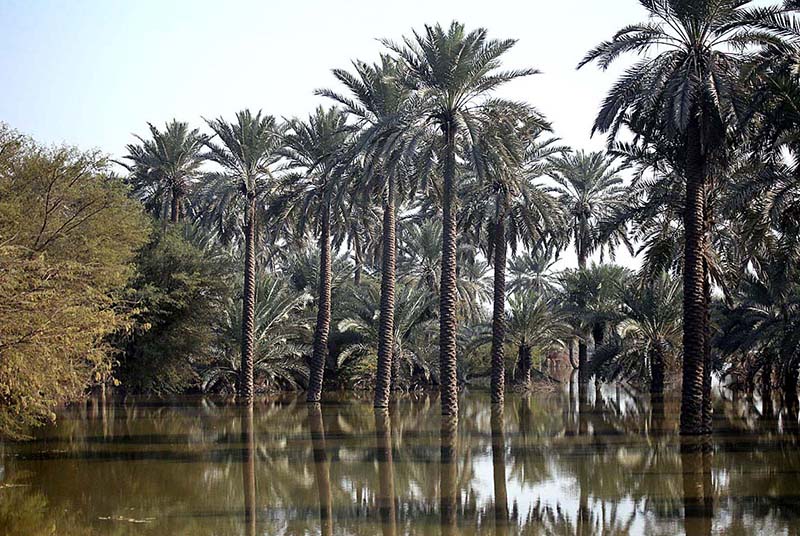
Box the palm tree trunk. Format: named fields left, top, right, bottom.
left=517, top=345, right=532, bottom=387
left=241, top=404, right=257, bottom=536
left=308, top=404, right=333, bottom=536
left=308, top=203, right=332, bottom=403
left=440, top=414, right=458, bottom=536
left=650, top=341, right=665, bottom=395
left=578, top=340, right=589, bottom=384
left=374, top=408, right=397, bottom=536
left=375, top=175, right=396, bottom=408
left=490, top=217, right=507, bottom=405
left=240, top=197, right=256, bottom=402
left=170, top=190, right=182, bottom=223
left=439, top=120, right=459, bottom=416
left=702, top=238, right=713, bottom=433
left=680, top=117, right=707, bottom=436
left=490, top=405, right=509, bottom=534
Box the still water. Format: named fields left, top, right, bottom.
left=1, top=381, right=799, bottom=535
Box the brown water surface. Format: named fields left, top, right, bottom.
left=1, top=381, right=799, bottom=535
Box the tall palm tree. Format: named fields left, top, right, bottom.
left=317, top=55, right=419, bottom=408
left=462, top=115, right=563, bottom=404
left=579, top=0, right=799, bottom=435
left=383, top=21, right=538, bottom=415
left=122, top=120, right=206, bottom=222
left=549, top=150, right=629, bottom=269
left=201, top=110, right=284, bottom=402
left=278, top=106, right=354, bottom=403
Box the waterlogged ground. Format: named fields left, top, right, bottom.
left=1, top=381, right=800, bottom=535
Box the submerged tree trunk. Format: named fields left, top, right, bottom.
left=680, top=117, right=707, bottom=436
left=241, top=404, right=256, bottom=536
left=490, top=217, right=507, bottom=405
left=374, top=408, right=397, bottom=536
left=490, top=405, right=509, bottom=534
left=440, top=414, right=459, bottom=536
left=308, top=203, right=332, bottom=403
left=375, top=175, right=396, bottom=408
left=439, top=120, right=459, bottom=416
left=308, top=404, right=333, bottom=536
left=240, top=197, right=256, bottom=402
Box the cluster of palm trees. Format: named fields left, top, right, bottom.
left=121, top=1, right=800, bottom=436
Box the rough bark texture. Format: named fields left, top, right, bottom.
left=374, top=408, right=397, bottom=536
left=241, top=404, right=256, bottom=536
left=490, top=218, right=507, bottom=405
left=439, top=121, right=459, bottom=416
left=375, top=176, right=396, bottom=408
left=490, top=405, right=509, bottom=533
left=440, top=414, right=458, bottom=536
left=702, top=254, right=713, bottom=434
left=516, top=345, right=532, bottom=387
left=680, top=118, right=707, bottom=436
left=308, top=206, right=332, bottom=403
left=170, top=191, right=182, bottom=223
left=308, top=404, right=333, bottom=536
left=650, top=341, right=665, bottom=395
left=578, top=341, right=589, bottom=384
left=240, top=197, right=256, bottom=402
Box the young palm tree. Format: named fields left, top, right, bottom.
left=383, top=21, right=538, bottom=415
left=549, top=150, right=630, bottom=269
left=122, top=120, right=206, bottom=222
left=462, top=115, right=563, bottom=404
left=278, top=106, right=354, bottom=403
left=317, top=55, right=419, bottom=408
left=200, top=110, right=284, bottom=402
left=579, top=0, right=799, bottom=435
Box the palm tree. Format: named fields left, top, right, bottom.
left=462, top=116, right=563, bottom=404
left=549, top=150, right=630, bottom=269
left=383, top=21, right=538, bottom=415
left=278, top=106, right=354, bottom=403
left=579, top=0, right=799, bottom=435
left=317, top=55, right=419, bottom=408
left=201, top=110, right=284, bottom=402
left=506, top=291, right=571, bottom=387
left=122, top=120, right=205, bottom=222
left=202, top=274, right=312, bottom=394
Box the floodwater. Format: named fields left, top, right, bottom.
left=1, top=381, right=799, bottom=535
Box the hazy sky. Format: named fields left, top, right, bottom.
left=1, top=0, right=657, bottom=267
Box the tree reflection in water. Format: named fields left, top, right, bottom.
left=2, top=389, right=800, bottom=534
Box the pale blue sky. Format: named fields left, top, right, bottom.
left=0, top=0, right=649, bottom=158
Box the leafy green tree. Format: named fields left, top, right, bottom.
left=200, top=110, right=284, bottom=402
left=121, top=120, right=206, bottom=222
left=0, top=125, right=148, bottom=438
left=579, top=0, right=799, bottom=434
left=384, top=21, right=538, bottom=415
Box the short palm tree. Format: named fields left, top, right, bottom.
left=202, top=274, right=312, bottom=393
left=579, top=0, right=799, bottom=435
left=278, top=106, right=354, bottom=403
left=383, top=21, right=538, bottom=415
left=200, top=110, right=284, bottom=402
left=122, top=120, right=206, bottom=222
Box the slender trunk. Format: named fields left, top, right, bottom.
left=490, top=217, right=507, bottom=405
left=440, top=414, right=458, bottom=536
left=374, top=408, right=397, bottom=536
left=490, top=406, right=509, bottom=534
left=241, top=405, right=256, bottom=536
left=578, top=340, right=589, bottom=384
left=577, top=219, right=588, bottom=270
left=308, top=404, right=333, bottom=536
left=240, top=197, right=256, bottom=402
left=439, top=119, right=459, bottom=416
left=650, top=340, right=665, bottom=395
left=308, top=203, right=332, bottom=403
left=517, top=345, right=532, bottom=387
left=375, top=175, right=396, bottom=408
left=702, top=249, right=713, bottom=434
left=680, top=117, right=707, bottom=436
left=353, top=232, right=363, bottom=286
left=569, top=340, right=578, bottom=369
left=170, top=190, right=182, bottom=223
left=592, top=322, right=604, bottom=348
